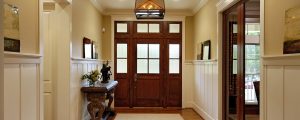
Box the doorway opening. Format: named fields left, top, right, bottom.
left=222, top=0, right=261, bottom=119
left=113, top=21, right=182, bottom=108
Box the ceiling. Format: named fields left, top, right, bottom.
left=90, top=0, right=207, bottom=15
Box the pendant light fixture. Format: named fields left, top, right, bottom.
left=134, top=0, right=165, bottom=19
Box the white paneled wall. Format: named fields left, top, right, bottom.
left=4, top=53, right=42, bottom=120
left=182, top=62, right=195, bottom=108
left=263, top=56, right=300, bottom=120
left=192, top=60, right=218, bottom=120
left=70, top=58, right=106, bottom=120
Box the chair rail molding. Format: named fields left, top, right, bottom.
left=4, top=52, right=42, bottom=64
left=262, top=54, right=300, bottom=66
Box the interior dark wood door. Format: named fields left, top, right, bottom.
left=133, top=39, right=164, bottom=107
left=223, top=1, right=246, bottom=120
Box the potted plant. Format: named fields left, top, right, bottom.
left=81, top=70, right=100, bottom=87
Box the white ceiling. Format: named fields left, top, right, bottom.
left=90, top=0, right=207, bottom=15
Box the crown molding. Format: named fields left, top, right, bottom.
left=54, top=0, right=71, bottom=4
left=90, top=0, right=104, bottom=13
left=216, top=0, right=240, bottom=12
left=192, top=0, right=208, bottom=14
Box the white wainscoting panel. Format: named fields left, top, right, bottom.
left=263, top=55, right=300, bottom=120
left=284, top=66, right=300, bottom=120
left=265, top=66, right=284, bottom=120
left=4, top=64, right=21, bottom=120
left=182, top=61, right=195, bottom=108
left=4, top=53, right=42, bottom=120
left=192, top=60, right=218, bottom=120
left=70, top=58, right=105, bottom=120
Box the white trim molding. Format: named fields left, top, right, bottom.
left=262, top=54, right=300, bottom=66
left=4, top=52, right=42, bottom=64
left=193, top=0, right=208, bottom=14
left=216, top=0, right=240, bottom=12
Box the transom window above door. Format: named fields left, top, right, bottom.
left=137, top=23, right=160, bottom=33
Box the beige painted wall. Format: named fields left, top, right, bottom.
left=0, top=0, right=4, bottom=119
left=101, top=15, right=112, bottom=60
left=193, top=0, right=218, bottom=59
left=264, top=0, right=300, bottom=55
left=4, top=0, right=39, bottom=53
left=49, top=3, right=72, bottom=120
left=72, top=0, right=103, bottom=58
left=185, top=16, right=194, bottom=60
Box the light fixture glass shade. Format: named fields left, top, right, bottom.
left=135, top=0, right=165, bottom=19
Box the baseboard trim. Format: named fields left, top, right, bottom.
left=183, top=101, right=194, bottom=108
left=191, top=102, right=216, bottom=120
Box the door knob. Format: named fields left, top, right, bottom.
left=134, top=74, right=138, bottom=82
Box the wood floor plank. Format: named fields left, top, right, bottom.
left=112, top=108, right=204, bottom=120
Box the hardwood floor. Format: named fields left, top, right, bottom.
left=180, top=109, right=204, bottom=120
left=112, top=108, right=204, bottom=120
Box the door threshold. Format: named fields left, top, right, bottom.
left=114, top=107, right=182, bottom=113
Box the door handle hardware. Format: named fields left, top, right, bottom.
left=134, top=74, right=138, bottom=82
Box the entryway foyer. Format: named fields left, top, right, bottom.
left=1, top=0, right=300, bottom=120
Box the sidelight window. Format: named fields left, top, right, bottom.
left=169, top=44, right=180, bottom=74
left=117, top=44, right=128, bottom=73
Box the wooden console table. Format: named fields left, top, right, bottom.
left=81, top=80, right=118, bottom=120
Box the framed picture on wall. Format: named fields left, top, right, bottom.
left=83, top=37, right=93, bottom=59
left=4, top=37, right=20, bottom=52
left=284, top=6, right=300, bottom=54
left=197, top=42, right=202, bottom=60
left=201, top=40, right=211, bottom=60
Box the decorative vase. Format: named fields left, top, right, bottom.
left=81, top=79, right=89, bottom=87
left=89, top=81, right=95, bottom=87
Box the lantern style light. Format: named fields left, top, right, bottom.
left=134, top=0, right=165, bottom=19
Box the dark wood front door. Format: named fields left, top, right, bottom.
left=114, top=21, right=182, bottom=108
left=133, top=40, right=163, bottom=107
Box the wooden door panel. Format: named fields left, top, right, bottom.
left=134, top=79, right=161, bottom=107
left=166, top=78, right=182, bottom=107
left=114, top=78, right=130, bottom=107
left=136, top=80, right=160, bottom=99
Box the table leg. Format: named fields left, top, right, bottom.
left=87, top=93, right=106, bottom=120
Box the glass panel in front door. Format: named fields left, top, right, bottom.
left=137, top=44, right=160, bottom=74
